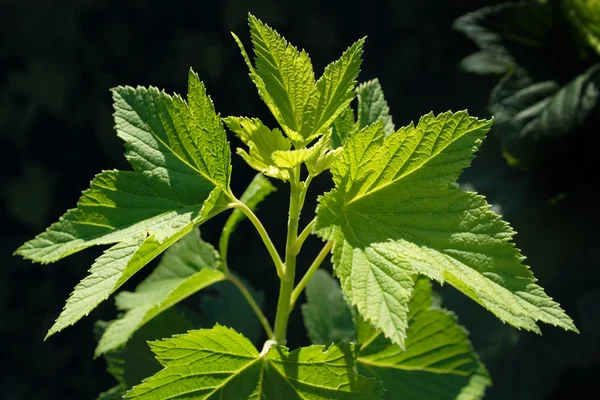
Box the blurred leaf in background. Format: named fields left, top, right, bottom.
left=455, top=1, right=600, bottom=399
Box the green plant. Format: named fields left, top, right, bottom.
left=16, top=14, right=577, bottom=399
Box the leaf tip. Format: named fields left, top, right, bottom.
left=188, top=67, right=199, bottom=81
left=44, top=325, right=58, bottom=341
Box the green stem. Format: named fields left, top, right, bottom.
left=298, top=174, right=313, bottom=210
left=291, top=217, right=316, bottom=256
left=227, top=273, right=274, bottom=338
left=273, top=166, right=302, bottom=344
left=232, top=200, right=285, bottom=278
left=289, top=241, right=333, bottom=309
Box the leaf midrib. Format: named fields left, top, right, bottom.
left=343, top=206, right=539, bottom=319
left=142, top=115, right=223, bottom=190
left=313, top=42, right=362, bottom=132
left=356, top=357, right=472, bottom=376
left=251, top=20, right=301, bottom=133
left=343, top=116, right=484, bottom=207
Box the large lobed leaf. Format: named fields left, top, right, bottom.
left=315, top=111, right=577, bottom=349
left=15, top=69, right=232, bottom=338
left=125, top=325, right=382, bottom=399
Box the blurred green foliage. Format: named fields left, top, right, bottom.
left=453, top=1, right=600, bottom=399
left=2, top=0, right=596, bottom=399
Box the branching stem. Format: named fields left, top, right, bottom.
left=231, top=200, right=285, bottom=278
left=289, top=241, right=333, bottom=309
left=291, top=217, right=316, bottom=256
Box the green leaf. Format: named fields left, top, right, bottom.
left=564, top=0, right=600, bottom=55
left=307, top=38, right=365, bottom=138
left=96, top=229, right=226, bottom=355
left=125, top=325, right=382, bottom=399
left=234, top=15, right=364, bottom=143
left=457, top=365, right=491, bottom=400
left=489, top=64, right=600, bottom=164
left=219, top=173, right=276, bottom=266
left=241, top=14, right=316, bottom=142
left=302, top=271, right=490, bottom=399
left=356, top=79, right=394, bottom=135
left=315, top=111, right=576, bottom=349
left=357, top=278, right=490, bottom=400
left=224, top=116, right=291, bottom=180
left=459, top=51, right=513, bottom=76
left=305, top=129, right=343, bottom=176
left=97, top=385, right=126, bottom=400
left=15, top=70, right=232, bottom=338
left=96, top=308, right=194, bottom=398
left=302, top=269, right=356, bottom=345
left=330, top=77, right=392, bottom=150
left=454, top=2, right=552, bottom=52
left=453, top=2, right=553, bottom=75
left=271, top=147, right=314, bottom=169
left=331, top=105, right=357, bottom=149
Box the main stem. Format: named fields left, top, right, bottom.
left=273, top=166, right=302, bottom=344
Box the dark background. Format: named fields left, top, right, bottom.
left=1, top=0, right=598, bottom=399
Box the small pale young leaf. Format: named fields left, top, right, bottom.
left=357, top=278, right=490, bottom=400
left=96, top=308, right=193, bottom=397
left=315, top=111, right=576, bottom=348
left=15, top=70, right=232, bottom=338
left=96, top=230, right=226, bottom=355
left=125, top=325, right=382, bottom=399
left=490, top=64, right=600, bottom=163
left=271, top=147, right=314, bottom=169
left=563, top=0, right=600, bottom=55
left=219, top=173, right=276, bottom=265
left=302, top=269, right=356, bottom=345
left=224, top=116, right=291, bottom=180
left=306, top=129, right=343, bottom=176
left=356, top=79, right=395, bottom=135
